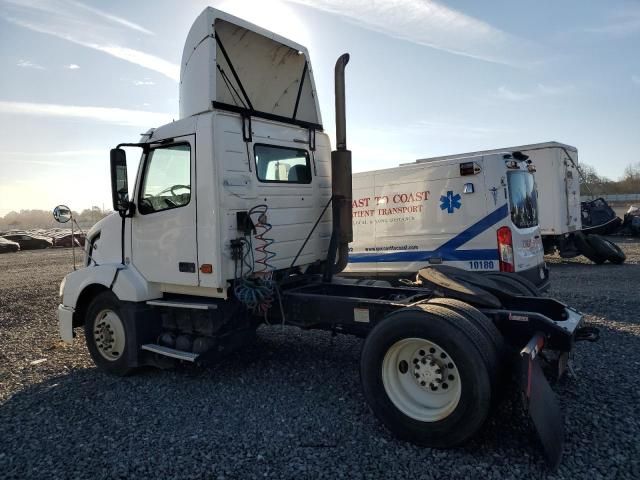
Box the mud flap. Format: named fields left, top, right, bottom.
left=520, top=334, right=564, bottom=470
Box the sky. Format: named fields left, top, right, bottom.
left=1, top=0, right=639, bottom=215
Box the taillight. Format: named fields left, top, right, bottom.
left=497, top=226, right=514, bottom=272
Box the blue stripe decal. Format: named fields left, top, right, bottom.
left=349, top=249, right=499, bottom=263
left=349, top=204, right=508, bottom=264
left=436, top=203, right=508, bottom=252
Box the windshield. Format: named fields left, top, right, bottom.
left=507, top=171, right=538, bottom=229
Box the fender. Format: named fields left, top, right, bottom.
left=61, top=263, right=161, bottom=309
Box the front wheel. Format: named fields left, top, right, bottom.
left=360, top=305, right=492, bottom=448
left=84, top=291, right=134, bottom=376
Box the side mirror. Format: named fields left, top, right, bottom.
left=110, top=148, right=129, bottom=213
left=53, top=205, right=72, bottom=223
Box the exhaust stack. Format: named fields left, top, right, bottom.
left=329, top=53, right=352, bottom=275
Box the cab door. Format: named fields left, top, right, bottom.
left=131, top=135, right=198, bottom=287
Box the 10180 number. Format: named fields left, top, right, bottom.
left=468, top=260, right=495, bottom=270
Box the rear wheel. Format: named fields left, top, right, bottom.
left=84, top=291, right=134, bottom=376
left=361, top=305, right=492, bottom=448
left=586, top=235, right=626, bottom=264
left=426, top=297, right=506, bottom=360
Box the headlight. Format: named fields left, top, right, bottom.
left=59, top=276, right=66, bottom=301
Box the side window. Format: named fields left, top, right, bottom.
left=139, top=144, right=191, bottom=214
left=254, top=144, right=311, bottom=183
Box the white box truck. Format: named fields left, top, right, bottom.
left=344, top=152, right=548, bottom=290
left=52, top=8, right=596, bottom=468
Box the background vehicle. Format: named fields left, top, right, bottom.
left=1, top=232, right=52, bottom=250
left=414, top=142, right=625, bottom=264
left=344, top=152, right=548, bottom=289
left=55, top=8, right=596, bottom=469
left=0, top=237, right=20, bottom=253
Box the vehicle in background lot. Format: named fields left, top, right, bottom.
left=420, top=142, right=625, bottom=264
left=1, top=232, right=52, bottom=250
left=51, top=231, right=86, bottom=248
left=343, top=151, right=548, bottom=290
left=54, top=8, right=597, bottom=469
left=580, top=197, right=622, bottom=235
left=0, top=237, right=20, bottom=254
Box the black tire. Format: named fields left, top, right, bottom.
left=586, top=235, right=626, bottom=264
left=361, top=304, right=493, bottom=448
left=84, top=291, right=134, bottom=376
left=426, top=298, right=506, bottom=360
left=421, top=304, right=499, bottom=390
left=482, top=272, right=540, bottom=297
left=574, top=231, right=606, bottom=264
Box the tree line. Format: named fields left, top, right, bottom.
left=580, top=161, right=640, bottom=196
left=0, top=207, right=110, bottom=230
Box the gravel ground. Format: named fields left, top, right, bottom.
left=1, top=240, right=639, bottom=479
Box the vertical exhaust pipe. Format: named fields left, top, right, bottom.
left=327, top=53, right=352, bottom=276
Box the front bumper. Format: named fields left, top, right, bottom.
left=58, top=304, right=75, bottom=343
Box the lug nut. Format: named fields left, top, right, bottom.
left=429, top=347, right=435, bottom=353
left=447, top=362, right=454, bottom=369
left=419, top=349, right=425, bottom=356
left=420, top=381, right=426, bottom=386
left=440, top=352, right=447, bottom=359
left=448, top=374, right=454, bottom=381
left=442, top=383, right=448, bottom=389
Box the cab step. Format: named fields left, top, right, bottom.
left=146, top=299, right=218, bottom=310
left=141, top=344, right=200, bottom=362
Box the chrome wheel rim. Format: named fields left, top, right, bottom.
left=382, top=338, right=461, bottom=422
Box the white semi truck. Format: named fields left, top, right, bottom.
left=54, top=8, right=597, bottom=469
left=343, top=152, right=548, bottom=291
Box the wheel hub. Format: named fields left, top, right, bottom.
left=412, top=355, right=442, bottom=389
left=382, top=338, right=462, bottom=422
left=93, top=309, right=125, bottom=361
left=410, top=346, right=454, bottom=392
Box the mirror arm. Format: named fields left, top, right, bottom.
left=116, top=142, right=148, bottom=151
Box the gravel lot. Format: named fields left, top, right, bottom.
left=1, top=240, right=639, bottom=479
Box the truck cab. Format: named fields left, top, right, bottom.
left=61, top=8, right=333, bottom=319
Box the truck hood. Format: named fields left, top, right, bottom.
left=87, top=212, right=118, bottom=240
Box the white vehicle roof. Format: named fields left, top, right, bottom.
left=356, top=150, right=527, bottom=178
left=407, top=141, right=577, bottom=166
